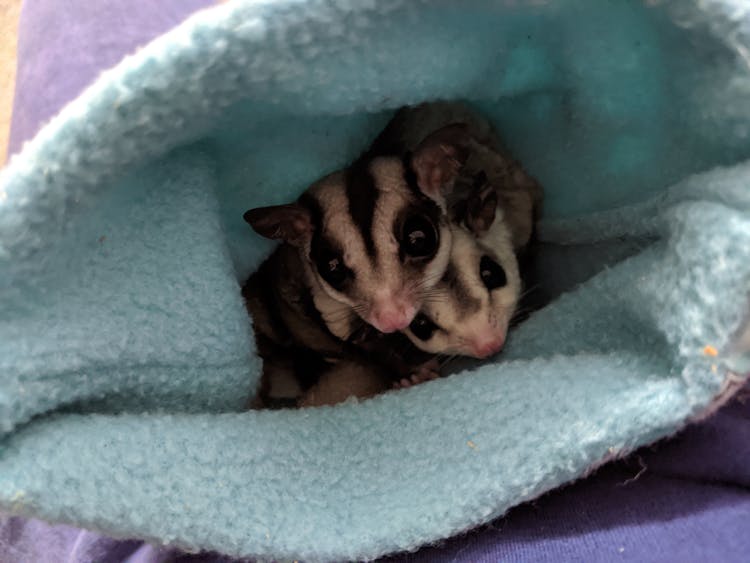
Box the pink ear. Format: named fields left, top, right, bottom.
left=243, top=204, right=313, bottom=247
left=411, top=124, right=471, bottom=201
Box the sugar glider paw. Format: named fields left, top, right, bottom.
left=393, top=359, right=441, bottom=389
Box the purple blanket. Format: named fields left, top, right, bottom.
left=4, top=1, right=750, bottom=561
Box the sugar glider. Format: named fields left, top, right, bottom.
left=403, top=191, right=523, bottom=360
left=370, top=101, right=543, bottom=359
left=242, top=124, right=471, bottom=407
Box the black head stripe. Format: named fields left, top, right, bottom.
left=346, top=157, right=380, bottom=257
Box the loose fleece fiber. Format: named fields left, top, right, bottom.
left=1, top=0, right=750, bottom=561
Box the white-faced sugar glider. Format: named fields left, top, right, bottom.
left=242, top=125, right=472, bottom=407
left=374, top=101, right=545, bottom=364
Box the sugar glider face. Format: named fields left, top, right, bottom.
left=299, top=158, right=454, bottom=333
left=403, top=224, right=521, bottom=359
left=244, top=125, right=471, bottom=333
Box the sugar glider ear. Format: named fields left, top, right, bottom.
left=465, top=186, right=498, bottom=237
left=243, top=203, right=313, bottom=247
left=410, top=123, right=471, bottom=203
left=500, top=169, right=544, bottom=250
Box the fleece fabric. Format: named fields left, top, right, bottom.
left=4, top=387, right=750, bottom=563
left=0, top=0, right=749, bottom=561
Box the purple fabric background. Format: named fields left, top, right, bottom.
left=4, top=1, right=750, bottom=561
left=8, top=0, right=213, bottom=155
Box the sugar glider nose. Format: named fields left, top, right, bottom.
left=369, top=300, right=417, bottom=333
left=470, top=335, right=505, bottom=359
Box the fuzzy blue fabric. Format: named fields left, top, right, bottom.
left=1, top=0, right=749, bottom=561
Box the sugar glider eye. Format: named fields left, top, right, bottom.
left=401, top=215, right=438, bottom=259
left=480, top=256, right=507, bottom=290
left=409, top=313, right=439, bottom=341
left=317, top=251, right=352, bottom=290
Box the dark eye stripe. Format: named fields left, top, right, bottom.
left=401, top=214, right=438, bottom=259
left=300, top=192, right=355, bottom=292
left=409, top=313, right=440, bottom=341
left=346, top=157, right=380, bottom=258
left=309, top=232, right=353, bottom=291
left=480, top=255, right=507, bottom=290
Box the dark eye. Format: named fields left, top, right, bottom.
left=480, top=256, right=507, bottom=290
left=317, top=251, right=351, bottom=290
left=401, top=215, right=438, bottom=259
left=409, top=313, right=439, bottom=341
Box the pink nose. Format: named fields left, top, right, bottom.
left=470, top=336, right=505, bottom=359
left=370, top=304, right=415, bottom=333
